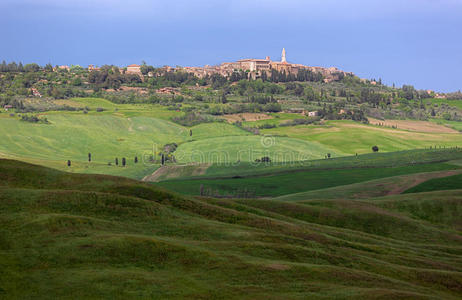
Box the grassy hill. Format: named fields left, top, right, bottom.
left=404, top=172, right=462, bottom=194
left=276, top=169, right=462, bottom=201
left=1, top=159, right=462, bottom=299
left=1, top=98, right=462, bottom=181
left=155, top=149, right=462, bottom=197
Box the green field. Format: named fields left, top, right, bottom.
left=425, top=97, right=462, bottom=110
left=261, top=120, right=462, bottom=155
left=404, top=172, right=462, bottom=194
left=1, top=159, right=462, bottom=299
left=157, top=162, right=460, bottom=197
left=431, top=119, right=462, bottom=131
left=1, top=98, right=462, bottom=181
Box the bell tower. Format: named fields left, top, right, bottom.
left=281, top=48, right=287, bottom=63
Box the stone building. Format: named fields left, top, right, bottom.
left=126, top=64, right=142, bottom=75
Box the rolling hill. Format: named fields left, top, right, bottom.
left=1, top=159, right=461, bottom=299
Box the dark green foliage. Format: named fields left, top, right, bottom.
left=20, top=115, right=49, bottom=124
left=171, top=112, right=216, bottom=126
left=67, top=160, right=71, bottom=167
left=122, top=157, right=126, bottom=167
left=255, top=156, right=271, bottom=163
left=372, top=145, right=379, bottom=152
left=280, top=117, right=320, bottom=127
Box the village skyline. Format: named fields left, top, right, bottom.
left=2, top=0, right=462, bottom=91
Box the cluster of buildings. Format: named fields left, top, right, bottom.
left=63, top=48, right=350, bottom=83
left=88, top=64, right=142, bottom=75
left=181, top=48, right=351, bottom=83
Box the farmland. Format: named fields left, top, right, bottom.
left=156, top=149, right=462, bottom=197
left=2, top=97, right=462, bottom=181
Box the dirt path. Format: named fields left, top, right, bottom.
left=386, top=169, right=462, bottom=195
left=127, top=118, right=133, bottom=132
left=142, top=164, right=210, bottom=182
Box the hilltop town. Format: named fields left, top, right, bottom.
left=181, top=48, right=351, bottom=82
left=55, top=48, right=352, bottom=83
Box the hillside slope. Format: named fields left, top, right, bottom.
left=1, top=159, right=462, bottom=299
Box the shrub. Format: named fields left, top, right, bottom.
left=171, top=112, right=217, bottom=126
left=20, top=115, right=49, bottom=124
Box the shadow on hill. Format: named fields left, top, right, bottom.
left=1, top=159, right=462, bottom=299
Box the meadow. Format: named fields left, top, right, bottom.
left=2, top=98, right=462, bottom=181
left=157, top=161, right=460, bottom=197
left=1, top=159, right=461, bottom=299
left=404, top=172, right=462, bottom=194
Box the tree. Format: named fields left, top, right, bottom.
left=327, top=153, right=331, bottom=159
left=161, top=153, right=165, bottom=165
left=134, top=156, right=138, bottom=163
left=261, top=156, right=271, bottom=163
left=115, top=158, right=119, bottom=166
left=67, top=160, right=71, bottom=167
left=372, top=146, right=379, bottom=152
left=122, top=157, right=126, bottom=167
left=88, top=152, right=91, bottom=162
left=44, top=63, right=53, bottom=72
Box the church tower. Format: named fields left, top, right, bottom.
left=281, top=48, right=287, bottom=63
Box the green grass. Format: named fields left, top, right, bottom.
left=425, top=98, right=462, bottom=110
left=276, top=169, right=462, bottom=201
left=261, top=120, right=462, bottom=155
left=175, top=135, right=339, bottom=163
left=2, top=99, right=462, bottom=181
left=0, top=111, right=250, bottom=179
left=165, top=148, right=462, bottom=180
left=431, top=119, right=462, bottom=131
left=404, top=173, right=462, bottom=194
left=0, top=113, right=188, bottom=179
left=1, top=159, right=462, bottom=299
left=157, top=162, right=460, bottom=197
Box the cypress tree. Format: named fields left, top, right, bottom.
left=115, top=158, right=118, bottom=166
left=67, top=160, right=71, bottom=167
left=88, top=153, right=91, bottom=162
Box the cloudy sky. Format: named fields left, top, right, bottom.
left=1, top=0, right=461, bottom=91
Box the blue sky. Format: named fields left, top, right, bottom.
left=1, top=0, right=461, bottom=92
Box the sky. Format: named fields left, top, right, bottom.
left=1, top=0, right=462, bottom=92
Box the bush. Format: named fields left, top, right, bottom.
left=171, top=112, right=218, bottom=126
left=20, top=115, right=49, bottom=124
left=280, top=117, right=320, bottom=127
